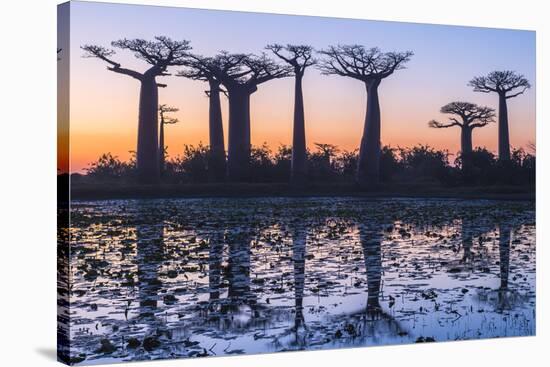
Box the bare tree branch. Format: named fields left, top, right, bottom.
left=82, top=44, right=144, bottom=80
left=317, top=45, right=413, bottom=82
left=429, top=101, right=495, bottom=130
left=266, top=44, right=316, bottom=75
left=159, top=104, right=179, bottom=125
left=83, top=37, right=191, bottom=80
left=428, top=119, right=461, bottom=128
left=469, top=70, right=531, bottom=96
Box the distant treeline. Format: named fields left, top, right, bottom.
left=81, top=143, right=535, bottom=186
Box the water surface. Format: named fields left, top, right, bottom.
left=63, top=197, right=535, bottom=364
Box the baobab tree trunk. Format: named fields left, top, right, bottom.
left=356, top=80, right=382, bottom=187
left=137, top=76, right=160, bottom=183
left=498, top=93, right=511, bottom=161
left=208, top=80, right=226, bottom=182
left=227, top=89, right=252, bottom=181
left=159, top=120, right=165, bottom=174
left=291, top=74, right=307, bottom=185
left=460, top=126, right=473, bottom=170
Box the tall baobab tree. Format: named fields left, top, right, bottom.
left=177, top=59, right=227, bottom=181
left=196, top=52, right=292, bottom=181
left=158, top=104, right=179, bottom=173
left=469, top=71, right=531, bottom=161
left=266, top=44, right=316, bottom=184
left=82, top=37, right=191, bottom=183
left=318, top=46, right=413, bottom=187
left=428, top=102, right=495, bottom=169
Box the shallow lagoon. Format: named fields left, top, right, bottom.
left=63, top=197, right=535, bottom=364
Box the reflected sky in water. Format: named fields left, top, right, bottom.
left=63, top=198, right=535, bottom=364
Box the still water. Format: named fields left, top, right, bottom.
left=61, top=197, right=535, bottom=364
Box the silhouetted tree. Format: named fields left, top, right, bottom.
left=429, top=102, right=495, bottom=169
left=82, top=37, right=191, bottom=183
left=308, top=143, right=339, bottom=179
left=177, top=58, right=227, bottom=181
left=318, top=46, right=413, bottom=187
left=193, top=52, right=292, bottom=181
left=314, top=143, right=339, bottom=168
left=267, top=44, right=316, bottom=185
left=469, top=71, right=530, bottom=161
left=158, top=104, right=179, bottom=173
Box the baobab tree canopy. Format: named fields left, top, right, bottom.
left=266, top=44, right=316, bottom=75
left=82, top=36, right=191, bottom=183
left=204, top=51, right=293, bottom=91
left=469, top=70, right=531, bottom=97
left=82, top=36, right=192, bottom=78
left=159, top=104, right=179, bottom=124
left=429, top=102, right=495, bottom=129
left=317, top=45, right=413, bottom=82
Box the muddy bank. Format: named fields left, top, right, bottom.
left=70, top=181, right=535, bottom=201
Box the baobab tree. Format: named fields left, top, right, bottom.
left=82, top=37, right=191, bottom=183
left=469, top=71, right=531, bottom=161
left=158, top=104, right=179, bottom=173
left=429, top=102, right=495, bottom=169
left=266, top=44, right=316, bottom=184
left=177, top=58, right=227, bottom=181
left=195, top=52, right=292, bottom=181
left=318, top=45, right=413, bottom=187
left=314, top=143, right=339, bottom=170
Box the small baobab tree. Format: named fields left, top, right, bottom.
left=158, top=104, right=179, bottom=173
left=318, top=46, right=413, bottom=187
left=197, top=52, right=292, bottom=181
left=429, top=102, right=495, bottom=169
left=82, top=37, right=191, bottom=183
left=469, top=71, right=530, bottom=161
left=177, top=58, right=227, bottom=181
left=266, top=44, right=316, bottom=185
left=314, top=143, right=339, bottom=169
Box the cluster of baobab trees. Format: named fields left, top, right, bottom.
left=429, top=70, right=530, bottom=170
left=82, top=36, right=530, bottom=187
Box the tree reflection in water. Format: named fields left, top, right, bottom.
left=65, top=198, right=535, bottom=364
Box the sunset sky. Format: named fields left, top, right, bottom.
left=60, top=1, right=536, bottom=173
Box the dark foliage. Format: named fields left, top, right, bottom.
left=456, top=147, right=535, bottom=186
left=86, top=153, right=135, bottom=179
left=84, top=144, right=534, bottom=187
